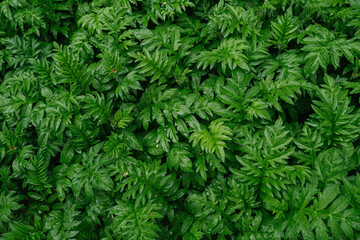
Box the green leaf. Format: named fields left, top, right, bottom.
left=195, top=39, right=250, bottom=73
left=190, top=121, right=232, bottom=161
left=60, top=143, right=74, bottom=165
left=167, top=143, right=193, bottom=172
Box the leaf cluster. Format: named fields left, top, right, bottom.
left=1, top=0, right=360, bottom=239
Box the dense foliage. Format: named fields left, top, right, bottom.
left=1, top=0, right=360, bottom=239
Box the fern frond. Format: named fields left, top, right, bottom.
left=270, top=10, right=299, bottom=50
left=311, top=74, right=360, bottom=146
left=25, top=153, right=51, bottom=189
left=167, top=142, right=193, bottom=172
left=108, top=200, right=163, bottom=240
left=103, top=133, right=126, bottom=158
left=209, top=4, right=259, bottom=38
left=190, top=120, right=232, bottom=161
left=285, top=183, right=360, bottom=240
left=128, top=49, right=174, bottom=84
left=231, top=118, right=311, bottom=198
left=195, top=38, right=250, bottom=73
left=0, top=191, right=23, bottom=227
left=44, top=201, right=81, bottom=239
left=78, top=93, right=113, bottom=126
left=113, top=104, right=134, bottom=129
left=0, top=221, right=45, bottom=240
left=53, top=44, right=92, bottom=90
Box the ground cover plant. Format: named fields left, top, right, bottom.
left=1, top=0, right=360, bottom=239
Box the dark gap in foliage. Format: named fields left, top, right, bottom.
left=347, top=166, right=360, bottom=177
left=294, top=94, right=314, bottom=123
left=267, top=45, right=278, bottom=56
